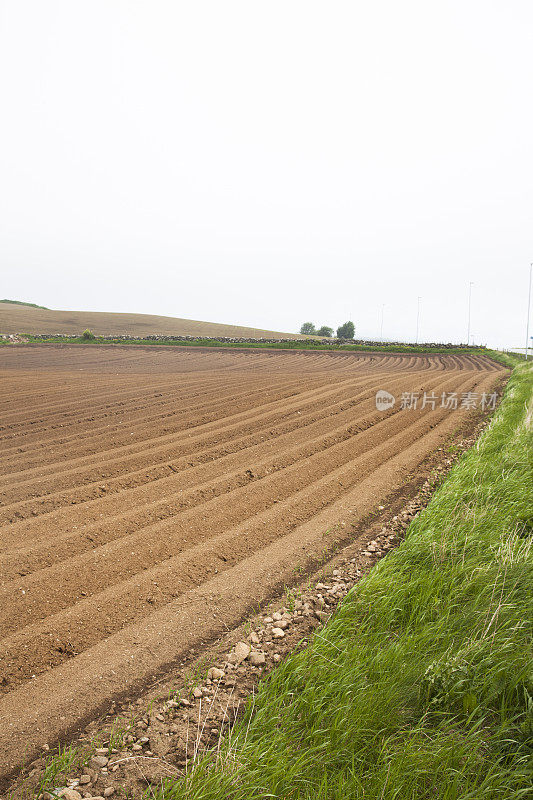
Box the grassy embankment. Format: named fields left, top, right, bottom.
left=5, top=333, right=516, bottom=362
left=158, top=359, right=532, bottom=800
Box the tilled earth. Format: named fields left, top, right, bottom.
left=0, top=344, right=505, bottom=783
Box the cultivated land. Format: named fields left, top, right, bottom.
left=165, top=359, right=532, bottom=800
left=0, top=301, right=306, bottom=339
left=0, top=345, right=505, bottom=780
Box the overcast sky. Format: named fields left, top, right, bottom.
left=1, top=1, right=532, bottom=347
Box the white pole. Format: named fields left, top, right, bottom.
left=416, top=296, right=421, bottom=343
left=526, top=263, right=532, bottom=360
left=467, top=282, right=473, bottom=345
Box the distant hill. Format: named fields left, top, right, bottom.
left=0, top=301, right=306, bottom=339
left=1, top=299, right=49, bottom=310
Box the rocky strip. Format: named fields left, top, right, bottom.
left=2, top=333, right=485, bottom=349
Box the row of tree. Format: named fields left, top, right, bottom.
left=300, top=321, right=355, bottom=339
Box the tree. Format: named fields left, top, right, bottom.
left=336, top=321, right=355, bottom=339
left=317, top=326, right=333, bottom=337
left=81, top=329, right=96, bottom=340
left=300, top=322, right=316, bottom=335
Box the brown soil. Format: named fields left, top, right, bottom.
left=0, top=345, right=506, bottom=783
left=0, top=302, right=307, bottom=338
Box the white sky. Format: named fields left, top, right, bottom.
left=1, top=1, right=532, bottom=347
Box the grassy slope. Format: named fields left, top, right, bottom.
left=0, top=299, right=49, bottom=310
left=160, top=360, right=533, bottom=800
left=0, top=302, right=306, bottom=339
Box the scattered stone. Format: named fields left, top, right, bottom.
left=78, top=775, right=91, bottom=784
left=59, top=790, right=82, bottom=800
left=248, top=652, right=266, bottom=666
left=89, top=755, right=108, bottom=769
left=271, top=627, right=285, bottom=638
left=207, top=667, right=224, bottom=681
left=234, top=641, right=251, bottom=663
left=103, top=790, right=115, bottom=798
left=192, top=687, right=203, bottom=699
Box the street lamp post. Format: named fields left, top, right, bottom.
left=526, top=264, right=532, bottom=361
left=467, top=282, right=473, bottom=345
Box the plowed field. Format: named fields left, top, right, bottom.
left=0, top=345, right=504, bottom=778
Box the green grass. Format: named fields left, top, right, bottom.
left=156, top=361, right=533, bottom=800
left=0, top=299, right=49, bottom=309
left=31, top=744, right=92, bottom=800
